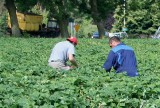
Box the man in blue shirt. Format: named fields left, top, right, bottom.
left=103, top=36, right=138, bottom=77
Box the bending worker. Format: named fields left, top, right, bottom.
left=48, top=37, right=78, bottom=70
left=103, top=36, right=139, bottom=77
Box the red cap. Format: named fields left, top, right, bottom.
left=67, top=37, right=78, bottom=45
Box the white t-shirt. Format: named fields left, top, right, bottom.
left=48, top=41, right=75, bottom=63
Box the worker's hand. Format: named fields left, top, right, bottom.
left=69, top=54, right=78, bottom=67
left=70, top=66, right=78, bottom=69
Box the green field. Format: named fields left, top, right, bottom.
left=0, top=37, right=160, bottom=107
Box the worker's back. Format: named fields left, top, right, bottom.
left=112, top=43, right=138, bottom=76
left=48, top=41, right=75, bottom=63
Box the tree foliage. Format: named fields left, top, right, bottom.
left=1, top=0, right=160, bottom=37
left=39, top=0, right=81, bottom=37
left=112, top=0, right=160, bottom=37
left=15, top=0, right=38, bottom=13
left=75, top=0, right=120, bottom=38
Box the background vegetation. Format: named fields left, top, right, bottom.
left=0, top=0, right=159, bottom=38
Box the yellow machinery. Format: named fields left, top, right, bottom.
left=7, top=12, right=60, bottom=37
left=8, top=12, right=43, bottom=31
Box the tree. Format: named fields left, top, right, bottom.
left=113, top=0, right=160, bottom=37
left=5, top=0, right=21, bottom=36
left=40, top=0, right=79, bottom=38
left=75, top=0, right=119, bottom=38
left=89, top=0, right=105, bottom=39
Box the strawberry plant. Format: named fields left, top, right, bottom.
left=0, top=37, right=160, bottom=107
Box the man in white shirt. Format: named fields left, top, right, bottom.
left=48, top=37, right=78, bottom=70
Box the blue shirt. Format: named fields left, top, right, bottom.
left=103, top=43, right=138, bottom=77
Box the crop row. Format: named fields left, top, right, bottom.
left=0, top=37, right=160, bottom=107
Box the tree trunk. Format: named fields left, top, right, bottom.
left=58, top=19, right=69, bottom=38
left=5, top=0, right=21, bottom=36
left=97, top=22, right=105, bottom=39
left=90, top=0, right=105, bottom=39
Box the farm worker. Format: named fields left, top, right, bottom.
left=103, top=36, right=139, bottom=77
left=48, top=37, right=78, bottom=70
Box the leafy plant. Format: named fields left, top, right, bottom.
left=0, top=37, right=160, bottom=107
